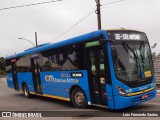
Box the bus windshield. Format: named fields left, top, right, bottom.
left=111, top=42, right=153, bottom=82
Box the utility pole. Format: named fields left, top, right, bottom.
left=35, top=32, right=38, bottom=47
left=95, top=0, right=102, bottom=30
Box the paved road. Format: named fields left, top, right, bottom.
left=0, top=78, right=160, bottom=120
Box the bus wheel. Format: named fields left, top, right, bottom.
left=71, top=87, right=88, bottom=108
left=23, top=84, right=31, bottom=98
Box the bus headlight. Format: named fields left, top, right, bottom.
left=116, top=86, right=126, bottom=96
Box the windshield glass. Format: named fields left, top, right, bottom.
left=111, top=42, right=153, bottom=81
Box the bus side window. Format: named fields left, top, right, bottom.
left=61, top=51, right=78, bottom=70
left=16, top=55, right=31, bottom=72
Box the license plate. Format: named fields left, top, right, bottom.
left=141, top=94, right=148, bottom=99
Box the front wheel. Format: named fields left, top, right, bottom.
left=71, top=87, right=88, bottom=108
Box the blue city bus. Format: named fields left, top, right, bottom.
left=5, top=29, right=156, bottom=110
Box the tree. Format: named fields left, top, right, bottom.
left=152, top=52, right=157, bottom=58
left=0, top=57, right=5, bottom=70
left=0, top=70, right=5, bottom=77
left=0, top=57, right=6, bottom=77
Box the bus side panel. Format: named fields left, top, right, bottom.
left=6, top=73, right=14, bottom=89
left=17, top=72, right=35, bottom=92
left=106, top=43, right=116, bottom=109
left=106, top=84, right=115, bottom=109
left=40, top=70, right=91, bottom=101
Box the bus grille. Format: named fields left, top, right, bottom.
left=132, top=93, right=153, bottom=102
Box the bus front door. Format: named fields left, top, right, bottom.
left=31, top=58, right=42, bottom=94
left=87, top=46, right=108, bottom=106
left=11, top=61, right=19, bottom=90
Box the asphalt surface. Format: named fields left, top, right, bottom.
left=0, top=78, right=160, bottom=120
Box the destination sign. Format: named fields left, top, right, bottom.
left=114, top=33, right=141, bottom=40
left=107, top=31, right=147, bottom=41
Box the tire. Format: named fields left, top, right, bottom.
left=23, top=84, right=31, bottom=98
left=71, top=87, right=88, bottom=108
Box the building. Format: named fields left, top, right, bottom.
left=153, top=56, right=160, bottom=88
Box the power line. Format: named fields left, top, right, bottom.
left=102, top=0, right=153, bottom=10
left=101, top=0, right=154, bottom=9
left=50, top=9, right=95, bottom=43
left=49, top=0, right=132, bottom=42
left=2, top=0, right=152, bottom=43
left=101, top=0, right=125, bottom=6
left=0, top=5, right=92, bottom=17
left=0, top=0, right=62, bottom=11
left=50, top=0, right=128, bottom=42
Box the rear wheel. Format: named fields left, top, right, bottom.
left=23, top=84, right=31, bottom=98
left=71, top=87, right=88, bottom=108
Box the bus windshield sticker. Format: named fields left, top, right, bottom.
left=100, top=77, right=105, bottom=84
left=100, top=64, right=105, bottom=70
left=144, top=71, right=152, bottom=78
left=91, top=65, right=96, bottom=72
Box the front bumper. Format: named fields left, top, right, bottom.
left=113, top=88, right=156, bottom=110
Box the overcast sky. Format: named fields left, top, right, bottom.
left=0, top=0, right=159, bottom=57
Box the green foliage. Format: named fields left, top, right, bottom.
left=0, top=70, right=5, bottom=77
left=0, top=57, right=6, bottom=77
left=0, top=57, right=5, bottom=71
left=152, top=52, right=156, bottom=58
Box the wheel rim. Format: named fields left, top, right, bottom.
left=24, top=86, right=28, bottom=97
left=75, top=92, right=85, bottom=105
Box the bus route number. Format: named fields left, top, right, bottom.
left=115, top=33, right=141, bottom=40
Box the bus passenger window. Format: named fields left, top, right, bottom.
left=61, top=51, right=78, bottom=70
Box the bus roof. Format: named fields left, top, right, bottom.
left=5, top=30, right=108, bottom=60
left=5, top=29, right=145, bottom=60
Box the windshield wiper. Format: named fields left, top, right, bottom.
left=122, top=42, right=138, bottom=61
left=122, top=42, right=141, bottom=73
left=140, top=41, right=152, bottom=71
left=140, top=41, right=145, bottom=70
